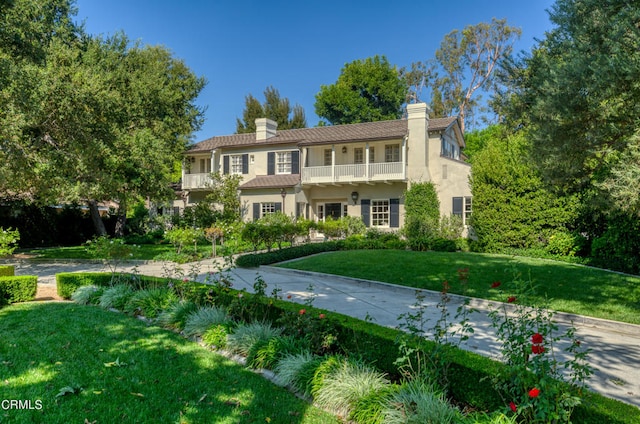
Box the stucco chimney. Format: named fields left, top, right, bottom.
left=406, top=102, right=432, bottom=182
left=255, top=118, right=277, bottom=141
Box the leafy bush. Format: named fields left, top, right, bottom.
left=99, top=284, right=135, bottom=310
left=124, top=288, right=178, bottom=318
left=202, top=324, right=229, bottom=349
left=71, top=285, right=104, bottom=305
left=545, top=231, right=585, bottom=257
left=0, top=265, right=15, bottom=277
left=247, top=335, right=310, bottom=370
left=164, top=227, right=205, bottom=255
left=182, top=305, right=230, bottom=338
left=0, top=276, right=37, bottom=306
left=226, top=321, right=283, bottom=356
left=157, top=300, right=199, bottom=330
left=0, top=227, right=20, bottom=257
left=404, top=182, right=441, bottom=241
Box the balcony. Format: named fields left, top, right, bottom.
left=302, top=161, right=404, bottom=185
left=182, top=173, right=212, bottom=190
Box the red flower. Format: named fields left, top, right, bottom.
left=299, top=309, right=306, bottom=315
left=491, top=281, right=501, bottom=288
left=531, top=333, right=544, bottom=344
left=529, top=388, right=540, bottom=398
left=319, top=313, right=326, bottom=319
left=531, top=344, right=545, bottom=355
left=286, top=294, right=292, bottom=299
left=509, top=401, right=517, bottom=412
left=507, top=296, right=517, bottom=303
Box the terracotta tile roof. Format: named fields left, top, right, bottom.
left=188, top=117, right=458, bottom=153
left=239, top=174, right=301, bottom=189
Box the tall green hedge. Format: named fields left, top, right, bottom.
left=56, top=272, right=169, bottom=299
left=0, top=276, right=37, bottom=305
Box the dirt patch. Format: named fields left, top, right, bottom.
left=35, top=284, right=65, bottom=302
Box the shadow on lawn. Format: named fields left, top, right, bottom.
left=0, top=302, right=335, bottom=424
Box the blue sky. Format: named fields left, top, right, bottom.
left=74, top=0, right=555, bottom=142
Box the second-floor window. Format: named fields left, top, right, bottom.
left=277, top=152, right=292, bottom=174
left=385, top=144, right=400, bottom=162
left=354, top=148, right=364, bottom=164
left=323, top=149, right=332, bottom=166
left=230, top=155, right=243, bottom=175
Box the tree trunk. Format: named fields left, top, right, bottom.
left=114, top=198, right=127, bottom=238
left=87, top=200, right=108, bottom=236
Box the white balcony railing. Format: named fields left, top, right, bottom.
left=182, top=173, right=212, bottom=189
left=302, top=161, right=404, bottom=184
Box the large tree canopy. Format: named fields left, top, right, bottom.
left=314, top=55, right=406, bottom=125
left=404, top=19, right=521, bottom=132
left=509, top=0, right=640, bottom=214
left=236, top=86, right=306, bottom=133
left=1, top=0, right=205, bottom=235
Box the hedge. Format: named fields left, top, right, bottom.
left=60, top=272, right=640, bottom=423
left=56, top=272, right=171, bottom=299
left=0, top=276, right=37, bottom=306
left=0, top=265, right=15, bottom=277
left=235, top=241, right=341, bottom=267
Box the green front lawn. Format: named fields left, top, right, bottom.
left=0, top=302, right=337, bottom=424
left=20, top=243, right=213, bottom=262
left=277, top=250, right=640, bottom=325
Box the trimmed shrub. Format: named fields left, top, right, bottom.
left=0, top=265, right=15, bottom=277
left=71, top=285, right=104, bottom=305
left=0, top=276, right=37, bottom=305
left=235, top=241, right=340, bottom=267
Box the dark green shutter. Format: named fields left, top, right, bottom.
left=242, top=154, right=248, bottom=174
left=291, top=150, right=300, bottom=174
left=253, top=203, right=260, bottom=221
left=223, top=155, right=229, bottom=174
left=390, top=198, right=400, bottom=228
left=267, top=152, right=275, bottom=175
left=361, top=199, right=370, bottom=227
left=275, top=202, right=282, bottom=213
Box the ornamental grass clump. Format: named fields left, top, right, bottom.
left=124, top=287, right=178, bottom=318
left=488, top=268, right=592, bottom=423
left=274, top=352, right=320, bottom=397
left=382, top=377, right=460, bottom=424
left=99, top=284, right=134, bottom=310
left=156, top=300, right=199, bottom=330
left=182, top=305, right=231, bottom=338
left=226, top=321, right=283, bottom=356
left=313, top=359, right=390, bottom=420
left=246, top=335, right=310, bottom=370
left=71, top=285, right=104, bottom=305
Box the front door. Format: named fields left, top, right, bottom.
left=325, top=203, right=342, bottom=220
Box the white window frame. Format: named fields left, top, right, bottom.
left=316, top=202, right=347, bottom=222
left=384, top=144, right=400, bottom=163
left=463, top=196, right=472, bottom=225
left=261, top=202, right=276, bottom=216
left=371, top=199, right=390, bottom=227
left=276, top=151, right=292, bottom=174
left=230, top=154, right=243, bottom=175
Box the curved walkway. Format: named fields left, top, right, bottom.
left=8, top=257, right=640, bottom=408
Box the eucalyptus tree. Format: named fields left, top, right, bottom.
left=236, top=86, right=306, bottom=133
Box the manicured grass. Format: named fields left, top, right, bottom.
left=277, top=250, right=640, bottom=325
left=0, top=302, right=338, bottom=424
left=20, top=244, right=211, bottom=261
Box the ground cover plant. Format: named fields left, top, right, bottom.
left=0, top=302, right=338, bottom=424
left=277, top=250, right=640, bottom=324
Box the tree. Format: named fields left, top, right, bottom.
left=405, top=19, right=521, bottom=132
left=1, top=21, right=205, bottom=236
left=469, top=125, right=579, bottom=252
left=204, top=172, right=243, bottom=222
left=506, top=0, right=640, bottom=216
left=236, top=86, right=306, bottom=133
left=314, top=55, right=407, bottom=125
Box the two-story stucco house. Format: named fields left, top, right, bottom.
left=182, top=103, right=472, bottom=230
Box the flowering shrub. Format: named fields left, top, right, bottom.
left=0, top=227, right=20, bottom=258
left=488, top=269, right=592, bottom=423
left=85, top=236, right=138, bottom=276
